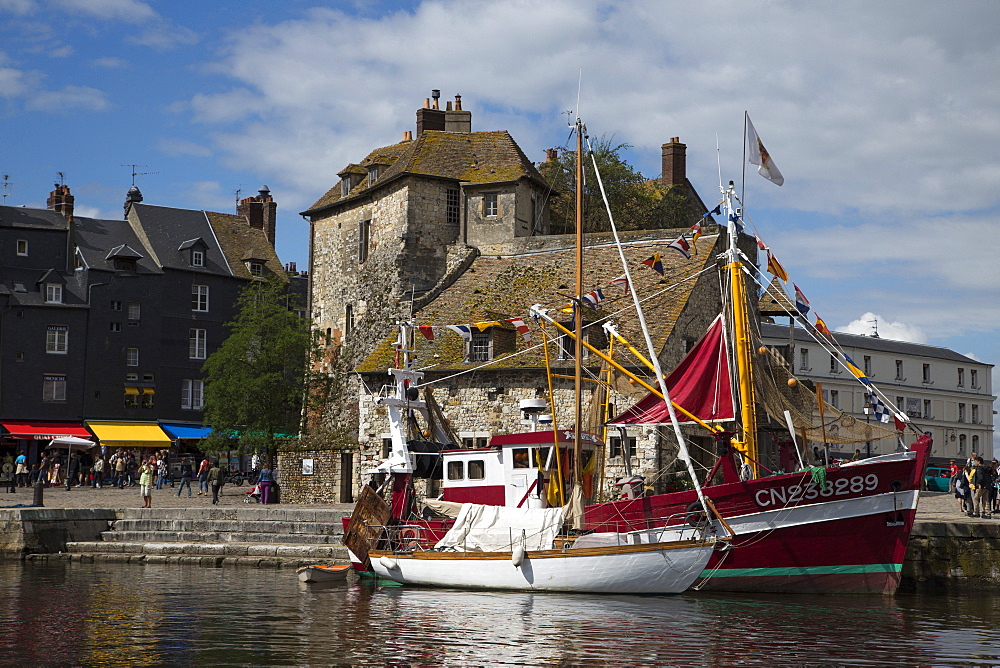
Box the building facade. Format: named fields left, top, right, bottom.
left=0, top=183, right=302, bottom=465
left=760, top=323, right=995, bottom=461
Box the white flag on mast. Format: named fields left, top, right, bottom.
left=746, top=115, right=784, bottom=186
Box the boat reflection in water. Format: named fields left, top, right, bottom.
left=2, top=562, right=999, bottom=666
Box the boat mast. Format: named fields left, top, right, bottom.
left=573, top=118, right=584, bottom=481
left=723, top=182, right=759, bottom=476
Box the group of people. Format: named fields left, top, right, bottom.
left=951, top=453, right=1000, bottom=519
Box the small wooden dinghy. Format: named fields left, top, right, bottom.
left=297, top=564, right=351, bottom=583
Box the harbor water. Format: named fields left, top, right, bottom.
left=2, top=561, right=999, bottom=666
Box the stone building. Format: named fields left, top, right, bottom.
left=295, top=94, right=732, bottom=502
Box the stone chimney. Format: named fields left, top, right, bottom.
left=237, top=186, right=278, bottom=248
left=545, top=148, right=559, bottom=162
left=47, top=184, right=74, bottom=221
left=661, top=137, right=686, bottom=186
left=119, top=185, right=142, bottom=219
left=417, top=91, right=470, bottom=135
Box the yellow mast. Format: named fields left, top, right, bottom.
left=724, top=182, right=758, bottom=476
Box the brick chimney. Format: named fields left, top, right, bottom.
left=237, top=186, right=278, bottom=248
left=661, top=137, right=686, bottom=187
left=417, top=91, right=470, bottom=135
left=47, top=184, right=74, bottom=221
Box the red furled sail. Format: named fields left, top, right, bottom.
left=609, top=315, right=733, bottom=425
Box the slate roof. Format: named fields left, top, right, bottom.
left=357, top=229, right=726, bottom=374
left=128, top=203, right=231, bottom=274
left=759, top=322, right=989, bottom=366
left=303, top=130, right=546, bottom=216
left=73, top=215, right=161, bottom=275
left=0, top=205, right=71, bottom=230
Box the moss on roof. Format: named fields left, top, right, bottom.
left=205, top=211, right=285, bottom=282
left=303, top=130, right=546, bottom=216
left=356, top=230, right=725, bottom=374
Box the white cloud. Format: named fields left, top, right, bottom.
left=49, top=44, right=73, bottom=58
left=0, top=0, right=34, bottom=15
left=157, top=138, right=212, bottom=158
left=49, top=0, right=157, bottom=23
left=91, top=56, right=128, bottom=68
left=838, top=312, right=928, bottom=344
left=25, top=84, right=109, bottom=111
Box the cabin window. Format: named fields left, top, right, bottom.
left=467, top=460, right=486, bottom=480
left=447, top=461, right=464, bottom=481
left=512, top=448, right=530, bottom=469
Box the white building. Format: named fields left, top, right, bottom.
left=760, top=323, right=995, bottom=461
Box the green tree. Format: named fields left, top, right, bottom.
left=538, top=135, right=691, bottom=234
left=201, top=279, right=327, bottom=468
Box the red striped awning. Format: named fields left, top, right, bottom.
left=1, top=421, right=92, bottom=440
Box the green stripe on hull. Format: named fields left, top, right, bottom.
left=701, top=563, right=903, bottom=578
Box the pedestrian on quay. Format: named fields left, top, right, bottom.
left=175, top=458, right=193, bottom=497
left=114, top=453, right=126, bottom=488
left=954, top=466, right=970, bottom=515
left=970, top=457, right=995, bottom=519
left=38, top=456, right=50, bottom=488
left=258, top=465, right=274, bottom=505
left=15, top=451, right=28, bottom=488
left=993, top=460, right=1000, bottom=515
left=65, top=452, right=81, bottom=490
left=197, top=457, right=210, bottom=496
left=207, top=460, right=223, bottom=505
left=138, top=458, right=154, bottom=508
left=948, top=460, right=959, bottom=493
left=155, top=453, right=166, bottom=490
left=28, top=464, right=40, bottom=486
left=92, top=456, right=105, bottom=488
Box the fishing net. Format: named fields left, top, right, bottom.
left=752, top=346, right=898, bottom=445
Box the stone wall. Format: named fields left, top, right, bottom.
left=276, top=445, right=351, bottom=505
left=0, top=508, right=116, bottom=558
left=904, top=520, right=1000, bottom=588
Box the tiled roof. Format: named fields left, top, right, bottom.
left=128, top=204, right=228, bottom=274
left=204, top=211, right=284, bottom=281
left=0, top=205, right=70, bottom=230
left=357, top=229, right=725, bottom=373
left=71, top=215, right=162, bottom=275
left=303, top=130, right=545, bottom=216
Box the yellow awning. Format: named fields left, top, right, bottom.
left=142, top=387, right=156, bottom=395
left=85, top=421, right=171, bottom=446
left=124, top=387, right=140, bottom=395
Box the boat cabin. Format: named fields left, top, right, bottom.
left=440, top=430, right=602, bottom=509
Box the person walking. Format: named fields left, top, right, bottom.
left=954, top=467, right=970, bottom=515
left=207, top=461, right=223, bottom=505
left=15, top=451, right=28, bottom=488
left=65, top=453, right=81, bottom=490
left=257, top=466, right=274, bottom=505
left=114, top=454, right=126, bottom=488
left=197, top=457, right=210, bottom=496
left=92, top=456, right=105, bottom=488
left=138, top=458, right=155, bottom=508
left=971, top=457, right=995, bottom=519
left=175, top=458, right=193, bottom=497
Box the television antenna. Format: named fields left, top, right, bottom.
left=1, top=174, right=11, bottom=203
left=868, top=318, right=879, bottom=338
left=121, top=164, right=158, bottom=186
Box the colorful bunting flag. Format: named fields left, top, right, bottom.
left=642, top=252, right=664, bottom=275
left=610, top=274, right=630, bottom=294
left=746, top=114, right=784, bottom=186
left=704, top=203, right=722, bottom=217
left=792, top=283, right=810, bottom=317
left=447, top=324, right=472, bottom=341
left=474, top=321, right=500, bottom=332
left=666, top=235, right=692, bottom=260
left=893, top=414, right=907, bottom=432
left=418, top=325, right=435, bottom=341
left=867, top=389, right=891, bottom=424
left=814, top=315, right=832, bottom=337
left=689, top=223, right=702, bottom=255
left=507, top=317, right=531, bottom=343
left=581, top=289, right=605, bottom=309
left=843, top=354, right=872, bottom=386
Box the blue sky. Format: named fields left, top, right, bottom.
left=2, top=0, right=998, bottom=447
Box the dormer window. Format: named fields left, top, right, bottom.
left=368, top=165, right=379, bottom=184
left=114, top=258, right=137, bottom=271
left=247, top=261, right=263, bottom=277
left=45, top=283, right=63, bottom=303
left=192, top=250, right=204, bottom=267
left=342, top=180, right=351, bottom=197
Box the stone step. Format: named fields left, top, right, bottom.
left=110, top=518, right=344, bottom=535
left=101, top=530, right=343, bottom=545
left=66, top=540, right=350, bottom=560
left=114, top=508, right=352, bottom=522
left=30, top=552, right=347, bottom=569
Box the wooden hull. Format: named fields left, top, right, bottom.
left=368, top=539, right=716, bottom=594
left=296, top=564, right=351, bottom=583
